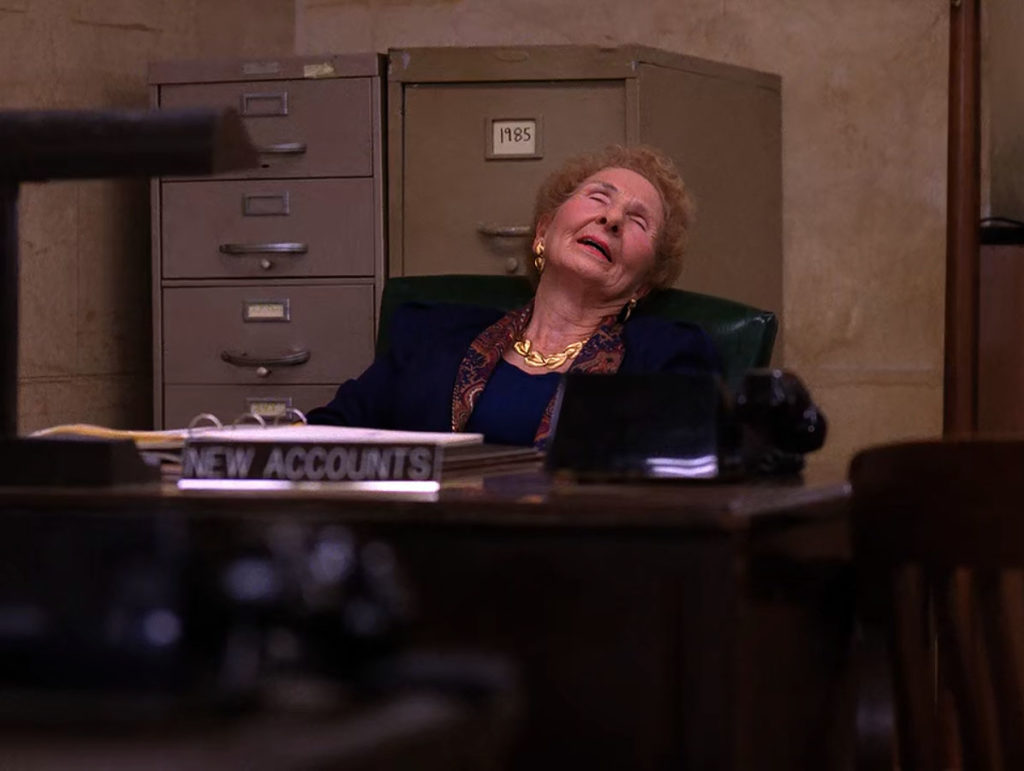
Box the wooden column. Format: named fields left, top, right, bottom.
left=944, top=0, right=982, bottom=435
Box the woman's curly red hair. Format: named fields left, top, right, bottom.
left=530, top=145, right=694, bottom=288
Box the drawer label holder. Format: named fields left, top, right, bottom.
left=246, top=397, right=293, bottom=418
left=242, top=192, right=291, bottom=217
left=242, top=300, right=291, bottom=322
left=486, top=117, right=543, bottom=159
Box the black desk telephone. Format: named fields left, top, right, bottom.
left=546, top=369, right=827, bottom=480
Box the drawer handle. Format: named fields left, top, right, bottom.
left=219, top=242, right=308, bottom=255
left=256, top=142, right=308, bottom=155
left=477, top=223, right=532, bottom=238
left=220, top=349, right=311, bottom=368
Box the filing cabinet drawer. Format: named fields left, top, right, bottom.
left=399, top=81, right=625, bottom=277
left=163, top=384, right=340, bottom=428
left=162, top=179, right=375, bottom=278
left=159, top=78, right=373, bottom=178
left=162, top=284, right=374, bottom=385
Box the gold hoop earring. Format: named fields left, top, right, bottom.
left=533, top=241, right=545, bottom=273
left=621, top=296, right=637, bottom=323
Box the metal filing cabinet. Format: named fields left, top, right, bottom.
left=388, top=45, right=782, bottom=320
left=149, top=54, right=385, bottom=429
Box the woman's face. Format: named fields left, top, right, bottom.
left=536, top=166, right=664, bottom=304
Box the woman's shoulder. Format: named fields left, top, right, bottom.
left=624, top=314, right=712, bottom=348
left=622, top=315, right=720, bottom=373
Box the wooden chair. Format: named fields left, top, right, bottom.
left=850, top=439, right=1024, bottom=771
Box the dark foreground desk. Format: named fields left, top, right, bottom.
left=0, top=467, right=853, bottom=770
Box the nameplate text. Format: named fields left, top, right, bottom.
left=181, top=441, right=442, bottom=483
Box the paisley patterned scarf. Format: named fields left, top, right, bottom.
left=451, top=300, right=626, bottom=448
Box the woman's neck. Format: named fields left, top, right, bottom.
left=522, top=279, right=621, bottom=352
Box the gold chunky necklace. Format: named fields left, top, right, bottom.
left=513, top=337, right=586, bottom=369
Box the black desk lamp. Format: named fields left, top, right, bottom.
left=0, top=108, right=258, bottom=484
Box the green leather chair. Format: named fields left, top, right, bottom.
left=377, top=274, right=777, bottom=389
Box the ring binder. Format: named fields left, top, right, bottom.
left=187, top=412, right=222, bottom=431
left=233, top=411, right=267, bottom=428
left=28, top=412, right=540, bottom=489
left=31, top=408, right=312, bottom=449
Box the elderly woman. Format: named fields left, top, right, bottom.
left=308, top=145, right=719, bottom=447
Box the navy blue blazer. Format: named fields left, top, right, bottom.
left=306, top=302, right=720, bottom=433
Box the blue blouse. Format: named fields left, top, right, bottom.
left=465, top=359, right=561, bottom=445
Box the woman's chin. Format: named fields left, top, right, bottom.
left=557, top=253, right=614, bottom=280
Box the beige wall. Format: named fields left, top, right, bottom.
left=1, top=0, right=294, bottom=433
left=2, top=0, right=948, bottom=472
left=296, top=0, right=948, bottom=472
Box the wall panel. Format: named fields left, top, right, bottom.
left=0, top=0, right=295, bottom=432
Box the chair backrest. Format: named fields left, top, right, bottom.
left=850, top=439, right=1024, bottom=771
left=377, top=275, right=777, bottom=389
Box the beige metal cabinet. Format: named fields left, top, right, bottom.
left=388, top=45, right=782, bottom=320
left=150, top=54, right=385, bottom=428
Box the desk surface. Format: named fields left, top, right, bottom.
left=0, top=463, right=849, bottom=531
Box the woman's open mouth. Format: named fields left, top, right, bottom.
left=577, top=236, right=611, bottom=262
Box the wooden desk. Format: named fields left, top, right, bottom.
left=0, top=467, right=852, bottom=770
left=1, top=692, right=516, bottom=770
